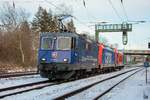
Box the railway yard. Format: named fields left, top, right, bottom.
left=0, top=64, right=149, bottom=100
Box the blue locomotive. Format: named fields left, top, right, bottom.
left=38, top=32, right=99, bottom=80
left=38, top=32, right=124, bottom=80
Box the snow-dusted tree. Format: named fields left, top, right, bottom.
left=0, top=3, right=29, bottom=32
left=32, top=6, right=59, bottom=32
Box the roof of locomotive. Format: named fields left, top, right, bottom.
left=40, top=32, right=97, bottom=43
left=40, top=32, right=79, bottom=37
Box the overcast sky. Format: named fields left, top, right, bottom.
left=0, top=0, right=150, bottom=50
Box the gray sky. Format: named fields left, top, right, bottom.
left=0, top=0, right=150, bottom=50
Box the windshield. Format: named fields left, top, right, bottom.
left=41, top=37, right=53, bottom=50
left=57, top=37, right=71, bottom=50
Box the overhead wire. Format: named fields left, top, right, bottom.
left=73, top=0, right=97, bottom=24
left=44, top=0, right=63, bottom=12
left=120, top=0, right=129, bottom=22
left=44, top=0, right=93, bottom=30
left=108, top=0, right=123, bottom=22
left=120, top=1, right=150, bottom=24
left=74, top=0, right=92, bottom=20
left=74, top=0, right=102, bottom=30
left=12, top=0, right=15, bottom=9
left=83, top=0, right=86, bottom=8
left=83, top=1, right=98, bottom=21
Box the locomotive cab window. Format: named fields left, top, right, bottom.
left=57, top=37, right=71, bottom=50
left=41, top=37, right=53, bottom=50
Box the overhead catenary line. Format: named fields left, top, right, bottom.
left=120, top=0, right=129, bottom=22
left=108, top=0, right=123, bottom=22
left=74, top=0, right=92, bottom=22
left=75, top=0, right=97, bottom=22
left=44, top=0, right=93, bottom=30
left=12, top=0, right=15, bottom=9
left=85, top=8, right=98, bottom=22
left=44, top=0, right=63, bottom=12
left=83, top=0, right=86, bottom=8
left=84, top=3, right=98, bottom=21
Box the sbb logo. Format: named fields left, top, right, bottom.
left=52, top=52, right=58, bottom=59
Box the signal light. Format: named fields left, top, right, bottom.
left=122, top=31, right=128, bottom=45
left=148, top=42, right=150, bottom=48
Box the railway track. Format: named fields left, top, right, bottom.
left=0, top=71, right=38, bottom=78
left=0, top=80, right=58, bottom=99
left=54, top=68, right=142, bottom=100
left=93, top=69, right=142, bottom=100
left=0, top=67, right=142, bottom=99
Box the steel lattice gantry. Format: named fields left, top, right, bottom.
left=95, top=23, right=132, bottom=45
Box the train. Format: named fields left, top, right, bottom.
left=38, top=32, right=127, bottom=80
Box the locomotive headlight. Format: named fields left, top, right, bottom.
left=63, top=58, right=68, bottom=62
left=41, top=58, right=46, bottom=61
left=41, top=58, right=46, bottom=63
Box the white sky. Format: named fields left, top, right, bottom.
left=0, top=0, right=150, bottom=50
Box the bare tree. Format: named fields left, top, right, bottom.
left=0, top=3, right=29, bottom=32
left=0, top=3, right=33, bottom=70
left=19, top=21, right=32, bottom=66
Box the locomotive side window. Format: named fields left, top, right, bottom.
left=71, top=37, right=76, bottom=49
left=86, top=42, right=91, bottom=50
left=41, top=37, right=53, bottom=50
left=57, top=37, right=71, bottom=50
left=86, top=43, right=88, bottom=49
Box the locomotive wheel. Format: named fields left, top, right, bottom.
left=48, top=72, right=56, bottom=81
left=39, top=70, right=48, bottom=78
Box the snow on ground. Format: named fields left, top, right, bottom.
left=1, top=67, right=140, bottom=100
left=100, top=67, right=150, bottom=100
left=126, top=63, right=143, bottom=67
left=66, top=68, right=140, bottom=100
left=0, top=75, right=48, bottom=89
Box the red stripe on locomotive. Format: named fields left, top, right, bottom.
left=114, top=48, right=118, bottom=64
left=117, top=52, right=123, bottom=64
left=98, top=44, right=104, bottom=65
